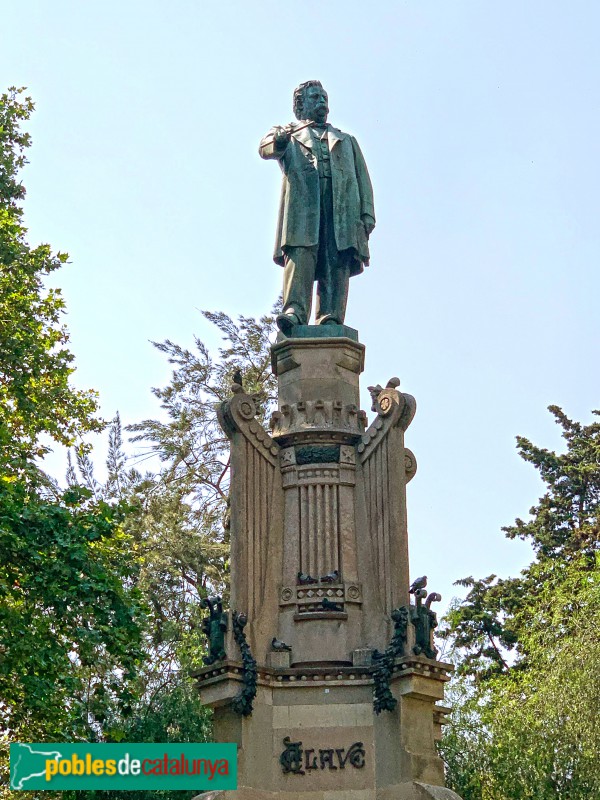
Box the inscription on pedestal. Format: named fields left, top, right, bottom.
left=280, top=737, right=365, bottom=775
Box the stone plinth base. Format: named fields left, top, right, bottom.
left=193, top=658, right=460, bottom=798
left=270, top=333, right=366, bottom=437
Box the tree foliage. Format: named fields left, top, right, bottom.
left=129, top=308, right=277, bottom=518
left=0, top=89, right=145, bottom=799
left=58, top=308, right=277, bottom=795
left=0, top=481, right=144, bottom=740
left=443, top=406, right=599, bottom=682
left=0, top=88, right=100, bottom=472
left=1, top=83, right=278, bottom=794
left=118, top=308, right=277, bottom=726
left=125, top=306, right=278, bottom=638
left=440, top=407, right=600, bottom=799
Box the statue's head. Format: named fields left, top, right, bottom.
left=293, top=80, right=329, bottom=123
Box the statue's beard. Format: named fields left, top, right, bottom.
left=308, top=108, right=328, bottom=123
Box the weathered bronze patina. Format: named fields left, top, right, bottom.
left=372, top=606, right=410, bottom=714
left=411, top=590, right=442, bottom=660
left=259, top=80, right=375, bottom=334
left=231, top=611, right=257, bottom=716
left=200, top=595, right=227, bottom=665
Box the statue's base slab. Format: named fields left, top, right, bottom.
left=193, top=781, right=463, bottom=799
left=194, top=658, right=459, bottom=798
left=276, top=323, right=359, bottom=343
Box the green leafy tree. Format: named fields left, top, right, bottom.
left=122, top=308, right=277, bottom=726
left=126, top=306, right=278, bottom=641
left=440, top=407, right=600, bottom=799
left=443, top=406, right=599, bottom=682
left=62, top=308, right=276, bottom=800
left=442, top=556, right=600, bottom=799
left=0, top=88, right=100, bottom=473
left=0, top=88, right=145, bottom=799
left=0, top=482, right=144, bottom=740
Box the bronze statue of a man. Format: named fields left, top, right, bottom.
left=259, top=80, right=375, bottom=335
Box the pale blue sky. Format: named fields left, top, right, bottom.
left=3, top=1, right=599, bottom=611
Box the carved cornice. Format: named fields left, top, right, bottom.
left=271, top=337, right=365, bottom=377
left=193, top=656, right=454, bottom=689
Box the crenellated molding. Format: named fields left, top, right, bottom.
left=270, top=399, right=367, bottom=439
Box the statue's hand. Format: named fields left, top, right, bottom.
left=362, top=214, right=376, bottom=236
left=273, top=126, right=291, bottom=150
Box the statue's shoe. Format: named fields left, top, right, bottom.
left=276, top=311, right=300, bottom=335
left=317, top=314, right=341, bottom=325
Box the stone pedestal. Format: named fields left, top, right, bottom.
left=199, top=329, right=462, bottom=798
left=194, top=657, right=458, bottom=799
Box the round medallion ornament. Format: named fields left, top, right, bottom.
left=347, top=584, right=360, bottom=600
left=377, top=390, right=396, bottom=416
left=239, top=399, right=255, bottom=419
left=280, top=587, right=293, bottom=602
left=404, top=447, right=418, bottom=482
left=379, top=396, right=391, bottom=413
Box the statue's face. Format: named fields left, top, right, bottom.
left=302, top=84, right=329, bottom=123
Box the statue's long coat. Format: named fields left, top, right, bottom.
left=259, top=123, right=375, bottom=276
